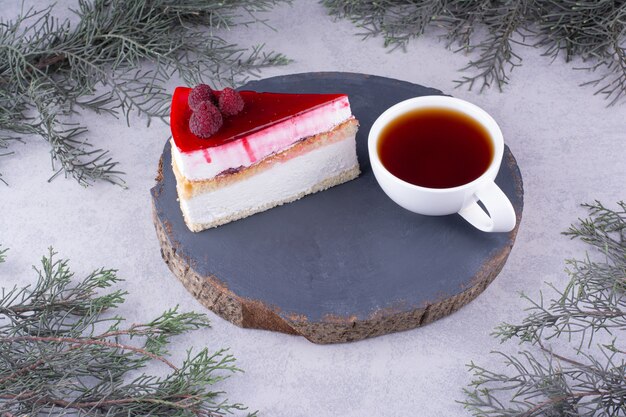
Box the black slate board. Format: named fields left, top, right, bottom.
left=152, top=72, right=524, bottom=343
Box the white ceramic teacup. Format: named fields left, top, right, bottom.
left=368, top=96, right=516, bottom=233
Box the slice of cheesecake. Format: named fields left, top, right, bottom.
left=170, top=86, right=360, bottom=232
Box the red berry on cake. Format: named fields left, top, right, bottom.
left=189, top=101, right=223, bottom=138
left=188, top=84, right=215, bottom=111
left=218, top=88, right=245, bottom=116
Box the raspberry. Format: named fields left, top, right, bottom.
left=189, top=101, right=223, bottom=138
left=188, top=84, right=215, bottom=111
left=218, top=88, right=244, bottom=116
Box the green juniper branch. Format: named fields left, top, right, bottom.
left=323, top=0, right=626, bottom=104
left=0, top=0, right=290, bottom=186
left=496, top=201, right=626, bottom=349
left=461, top=201, right=626, bottom=417
left=0, top=247, right=251, bottom=417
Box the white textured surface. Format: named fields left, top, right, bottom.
left=173, top=95, right=352, bottom=180
left=1, top=1, right=625, bottom=416
left=180, top=134, right=358, bottom=227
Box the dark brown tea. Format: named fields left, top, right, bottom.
left=377, top=107, right=494, bottom=189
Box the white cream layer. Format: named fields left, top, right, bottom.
left=172, top=96, right=352, bottom=181
left=179, top=134, right=358, bottom=226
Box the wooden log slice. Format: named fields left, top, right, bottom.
left=151, top=72, right=524, bottom=344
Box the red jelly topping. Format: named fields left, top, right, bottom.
left=170, top=87, right=346, bottom=152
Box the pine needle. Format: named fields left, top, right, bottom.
left=323, top=0, right=626, bottom=105
left=0, top=247, right=252, bottom=416
left=461, top=201, right=626, bottom=417
left=0, top=0, right=290, bottom=186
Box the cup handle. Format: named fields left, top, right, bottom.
left=458, top=181, right=516, bottom=233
